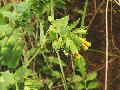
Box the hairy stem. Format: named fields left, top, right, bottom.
left=56, top=51, right=68, bottom=90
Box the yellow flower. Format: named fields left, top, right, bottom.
left=85, top=41, right=91, bottom=47
left=82, top=44, right=88, bottom=51
left=75, top=53, right=81, bottom=59
left=80, top=38, right=91, bottom=51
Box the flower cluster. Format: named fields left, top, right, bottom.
left=75, top=53, right=81, bottom=59
left=80, top=38, right=91, bottom=51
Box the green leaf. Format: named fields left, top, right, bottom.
left=52, top=40, right=58, bottom=50
left=13, top=1, right=32, bottom=13
left=8, top=48, right=22, bottom=68
left=51, top=16, right=69, bottom=28
left=74, top=28, right=87, bottom=35
left=0, top=24, right=13, bottom=37
left=74, top=56, right=86, bottom=76
left=68, top=18, right=80, bottom=30
left=0, top=14, right=8, bottom=25
left=1, top=71, right=16, bottom=85
left=52, top=37, right=63, bottom=50
left=87, top=82, right=99, bottom=89
left=73, top=75, right=82, bottom=82
left=60, top=26, right=68, bottom=36
left=48, top=56, right=66, bottom=66
left=24, top=79, right=44, bottom=90
left=24, top=25, right=34, bottom=34
left=0, top=82, right=8, bottom=90
left=47, top=79, right=53, bottom=89
left=48, top=16, right=54, bottom=22
left=6, top=28, right=20, bottom=45
left=0, top=3, right=13, bottom=11
left=86, top=72, right=97, bottom=81
left=68, top=32, right=82, bottom=49
left=55, top=0, right=65, bottom=9
left=0, top=41, right=23, bottom=68
left=26, top=48, right=37, bottom=58
left=70, top=40, right=78, bottom=54
left=0, top=28, right=23, bottom=68
left=76, top=82, right=85, bottom=90
left=51, top=71, right=61, bottom=78
left=48, top=30, right=57, bottom=41
left=0, top=46, right=12, bottom=58
left=14, top=66, right=32, bottom=82
left=1, top=11, right=18, bottom=20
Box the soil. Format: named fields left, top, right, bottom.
left=85, top=0, right=120, bottom=90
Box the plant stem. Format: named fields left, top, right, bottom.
left=88, top=49, right=120, bottom=57
left=84, top=80, right=88, bottom=90
left=105, top=0, right=109, bottom=90
left=42, top=52, right=52, bottom=70
left=87, top=0, right=105, bottom=29
left=71, top=55, right=77, bottom=89
left=51, top=0, right=54, bottom=19
left=81, top=0, right=88, bottom=27
left=56, top=51, right=68, bottom=90
left=12, top=39, right=21, bottom=52
left=26, top=48, right=41, bottom=66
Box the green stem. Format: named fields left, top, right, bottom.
left=71, top=55, right=77, bottom=89
left=81, top=0, right=88, bottom=27
left=84, top=80, right=88, bottom=90
left=12, top=39, right=21, bottom=52
left=51, top=0, right=54, bottom=19
left=56, top=51, right=68, bottom=90
left=42, top=52, right=52, bottom=70
left=88, top=49, right=120, bottom=57
left=25, top=48, right=41, bottom=67
left=16, top=82, right=19, bottom=90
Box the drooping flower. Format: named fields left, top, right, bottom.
left=75, top=53, right=81, bottom=59
left=80, top=38, right=91, bottom=51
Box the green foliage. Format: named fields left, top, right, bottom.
left=0, top=0, right=99, bottom=90
left=86, top=72, right=97, bottom=81
left=75, top=56, right=86, bottom=76
left=0, top=66, right=44, bottom=90
left=72, top=57, right=99, bottom=90
left=48, top=16, right=88, bottom=55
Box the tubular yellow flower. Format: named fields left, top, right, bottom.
left=82, top=44, right=88, bottom=51
left=85, top=41, right=91, bottom=47
left=75, top=53, right=81, bottom=59
left=80, top=38, right=91, bottom=51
